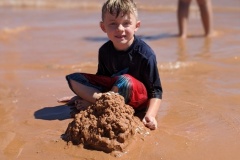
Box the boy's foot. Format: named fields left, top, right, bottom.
left=70, top=107, right=80, bottom=118
left=57, top=96, right=80, bottom=106
left=75, top=99, right=92, bottom=110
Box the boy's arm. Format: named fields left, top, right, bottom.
left=142, top=98, right=161, bottom=130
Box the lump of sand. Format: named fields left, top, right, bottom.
left=64, top=92, right=146, bottom=153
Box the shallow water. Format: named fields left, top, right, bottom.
left=0, top=0, right=240, bottom=160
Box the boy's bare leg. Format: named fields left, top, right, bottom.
left=69, top=79, right=101, bottom=103
left=58, top=80, right=119, bottom=110
left=72, top=85, right=119, bottom=110
left=197, top=0, right=213, bottom=37
left=177, top=0, right=192, bottom=38
left=66, top=79, right=104, bottom=110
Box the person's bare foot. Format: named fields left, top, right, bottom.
left=205, top=30, right=217, bottom=38
left=179, top=33, right=187, bottom=39
left=57, top=96, right=80, bottom=106
left=75, top=99, right=92, bottom=110
left=58, top=93, right=104, bottom=111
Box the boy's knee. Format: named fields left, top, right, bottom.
left=66, top=72, right=87, bottom=83
left=66, top=72, right=76, bottom=81
left=66, top=72, right=79, bottom=79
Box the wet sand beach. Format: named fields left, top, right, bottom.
left=0, top=0, right=240, bottom=159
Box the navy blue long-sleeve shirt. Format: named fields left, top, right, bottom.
left=96, top=36, right=162, bottom=99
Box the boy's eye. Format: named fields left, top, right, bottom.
left=123, top=21, right=131, bottom=26
left=109, top=23, right=117, bottom=26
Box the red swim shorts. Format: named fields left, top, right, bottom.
left=66, top=73, right=148, bottom=109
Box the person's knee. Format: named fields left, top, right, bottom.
left=66, top=72, right=87, bottom=83
left=66, top=73, right=88, bottom=91
left=66, top=72, right=81, bottom=78
left=69, top=79, right=78, bottom=87
left=66, top=72, right=78, bottom=81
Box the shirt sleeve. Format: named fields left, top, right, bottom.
left=142, top=54, right=163, bottom=99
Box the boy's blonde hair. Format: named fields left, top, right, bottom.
left=101, top=0, right=138, bottom=21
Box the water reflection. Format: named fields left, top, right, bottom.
left=177, top=38, right=187, bottom=61
left=198, top=37, right=212, bottom=58
left=177, top=37, right=212, bottom=61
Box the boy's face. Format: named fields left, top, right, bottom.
left=100, top=11, right=140, bottom=51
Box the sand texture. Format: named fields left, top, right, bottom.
left=64, top=92, right=147, bottom=153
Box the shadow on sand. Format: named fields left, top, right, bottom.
left=34, top=104, right=146, bottom=125
left=34, top=105, right=72, bottom=121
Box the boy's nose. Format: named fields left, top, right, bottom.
left=117, top=24, right=124, bottom=31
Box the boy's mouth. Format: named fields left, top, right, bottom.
left=115, top=35, right=126, bottom=39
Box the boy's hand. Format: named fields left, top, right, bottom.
left=142, top=116, right=157, bottom=130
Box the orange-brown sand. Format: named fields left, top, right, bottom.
left=0, top=0, right=240, bottom=160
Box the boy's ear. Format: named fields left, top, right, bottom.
left=134, top=20, right=141, bottom=32
left=100, top=21, right=106, bottom=33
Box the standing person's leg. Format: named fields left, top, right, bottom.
left=177, top=0, right=192, bottom=38
left=196, top=0, right=213, bottom=37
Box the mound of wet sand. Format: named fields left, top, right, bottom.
left=64, top=92, right=148, bottom=153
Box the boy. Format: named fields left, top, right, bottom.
left=177, top=0, right=213, bottom=38
left=58, top=0, right=162, bottom=130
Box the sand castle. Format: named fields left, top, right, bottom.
left=64, top=92, right=147, bottom=153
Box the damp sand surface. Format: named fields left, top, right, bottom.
left=0, top=0, right=240, bottom=160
